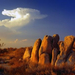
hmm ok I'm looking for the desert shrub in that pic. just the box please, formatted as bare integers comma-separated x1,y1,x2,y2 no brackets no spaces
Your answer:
0,48,8,54
14,48,26,58
4,61,52,75
3,60,75,75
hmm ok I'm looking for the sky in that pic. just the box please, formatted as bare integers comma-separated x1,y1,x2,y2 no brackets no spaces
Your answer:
0,0,75,48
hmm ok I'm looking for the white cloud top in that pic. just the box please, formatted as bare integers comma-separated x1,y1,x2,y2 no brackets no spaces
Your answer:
0,8,47,28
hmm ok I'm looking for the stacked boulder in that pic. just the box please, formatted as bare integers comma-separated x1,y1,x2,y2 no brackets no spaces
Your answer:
39,35,53,64
23,34,75,69
31,39,42,63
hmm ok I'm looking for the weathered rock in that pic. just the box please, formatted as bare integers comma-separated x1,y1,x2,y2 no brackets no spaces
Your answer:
59,41,64,52
55,42,66,67
53,34,59,42
72,40,75,51
23,47,32,60
39,35,53,57
39,53,50,64
55,53,66,68
31,39,42,63
64,35,75,54
52,34,60,49
55,35,75,68
51,48,58,66
66,51,75,68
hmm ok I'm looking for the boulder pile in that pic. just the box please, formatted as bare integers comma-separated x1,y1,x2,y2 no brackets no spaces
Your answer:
23,34,75,69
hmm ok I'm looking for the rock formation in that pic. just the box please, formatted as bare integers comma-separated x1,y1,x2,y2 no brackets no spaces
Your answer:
55,35,75,68
55,41,65,67
66,51,75,68
23,34,75,69
52,34,59,49
31,39,42,63
39,53,50,64
23,47,32,60
51,48,58,66
73,41,75,49
64,35,75,55
73,41,75,51
39,35,53,57
38,35,53,64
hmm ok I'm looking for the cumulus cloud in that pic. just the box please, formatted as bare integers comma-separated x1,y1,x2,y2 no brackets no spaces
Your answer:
9,39,27,43
20,39,28,42
14,39,18,43
0,8,47,28
9,39,18,43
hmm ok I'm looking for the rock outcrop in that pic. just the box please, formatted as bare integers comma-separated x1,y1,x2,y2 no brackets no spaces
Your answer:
64,35,75,55
38,35,53,64
23,34,75,69
39,53,50,64
73,41,75,51
66,51,75,68
23,47,32,60
51,48,58,66
39,35,53,57
55,35,75,68
52,34,59,49
31,39,42,63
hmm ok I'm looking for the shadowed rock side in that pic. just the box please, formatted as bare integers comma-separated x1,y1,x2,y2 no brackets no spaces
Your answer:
55,41,65,67
73,41,75,49
66,51,75,68
51,48,58,66
23,34,75,69
52,34,59,49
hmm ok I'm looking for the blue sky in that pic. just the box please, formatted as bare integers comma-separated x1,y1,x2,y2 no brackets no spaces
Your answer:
0,0,75,48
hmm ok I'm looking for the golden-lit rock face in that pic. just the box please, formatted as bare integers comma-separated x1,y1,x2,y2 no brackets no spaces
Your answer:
23,47,32,60
59,41,64,52
31,39,42,63
39,53,50,64
64,35,75,53
39,35,53,57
